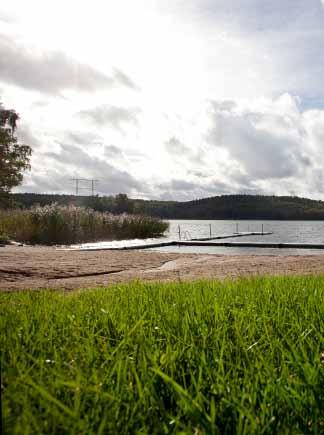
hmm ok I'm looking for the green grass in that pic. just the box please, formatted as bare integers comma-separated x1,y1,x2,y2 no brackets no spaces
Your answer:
0,204,168,245
1,276,323,434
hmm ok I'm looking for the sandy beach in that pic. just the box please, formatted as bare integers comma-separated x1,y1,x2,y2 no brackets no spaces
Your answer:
1,245,324,291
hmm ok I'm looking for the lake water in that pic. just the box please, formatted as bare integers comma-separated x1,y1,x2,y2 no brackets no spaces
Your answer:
75,219,324,255
166,219,324,243
150,219,324,256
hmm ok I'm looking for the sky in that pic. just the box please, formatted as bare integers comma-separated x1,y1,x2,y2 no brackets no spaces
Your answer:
2,0,324,200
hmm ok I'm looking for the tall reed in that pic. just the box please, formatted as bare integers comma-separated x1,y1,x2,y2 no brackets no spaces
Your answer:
0,204,168,244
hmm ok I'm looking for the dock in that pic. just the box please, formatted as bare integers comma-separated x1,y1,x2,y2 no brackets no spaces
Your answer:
66,231,275,251
190,231,272,241
64,230,324,252
177,241,324,250
72,240,324,252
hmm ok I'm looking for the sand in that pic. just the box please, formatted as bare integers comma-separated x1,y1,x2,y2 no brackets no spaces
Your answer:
1,245,324,291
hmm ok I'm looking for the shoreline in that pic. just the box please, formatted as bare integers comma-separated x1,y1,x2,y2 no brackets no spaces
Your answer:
2,245,324,291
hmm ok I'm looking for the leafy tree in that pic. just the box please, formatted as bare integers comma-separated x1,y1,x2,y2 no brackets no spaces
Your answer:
0,103,32,205
114,193,134,214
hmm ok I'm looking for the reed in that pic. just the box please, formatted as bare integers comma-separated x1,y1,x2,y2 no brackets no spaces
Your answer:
0,204,168,244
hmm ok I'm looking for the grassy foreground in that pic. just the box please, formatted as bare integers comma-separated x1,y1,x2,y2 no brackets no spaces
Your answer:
1,277,323,434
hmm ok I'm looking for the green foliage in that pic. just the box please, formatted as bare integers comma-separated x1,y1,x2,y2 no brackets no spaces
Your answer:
11,192,324,220
1,276,323,434
0,103,32,203
0,232,9,244
0,204,168,245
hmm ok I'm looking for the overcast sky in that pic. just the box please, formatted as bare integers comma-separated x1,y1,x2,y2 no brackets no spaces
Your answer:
2,0,324,200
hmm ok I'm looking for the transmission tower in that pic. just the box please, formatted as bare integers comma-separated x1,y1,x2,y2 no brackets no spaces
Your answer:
70,178,99,196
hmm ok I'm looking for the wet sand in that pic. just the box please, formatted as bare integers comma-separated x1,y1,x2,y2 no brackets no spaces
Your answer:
1,245,324,291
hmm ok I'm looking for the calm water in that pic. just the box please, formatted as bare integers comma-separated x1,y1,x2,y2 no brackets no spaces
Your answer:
150,219,324,256
166,219,324,243
76,219,324,255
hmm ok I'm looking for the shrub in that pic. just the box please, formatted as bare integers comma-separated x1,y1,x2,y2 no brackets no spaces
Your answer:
0,232,9,244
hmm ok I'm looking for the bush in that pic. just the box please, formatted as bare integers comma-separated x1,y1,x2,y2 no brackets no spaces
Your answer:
0,204,169,245
0,232,9,244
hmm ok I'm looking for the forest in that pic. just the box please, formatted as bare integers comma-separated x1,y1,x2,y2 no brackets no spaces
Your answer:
10,193,324,220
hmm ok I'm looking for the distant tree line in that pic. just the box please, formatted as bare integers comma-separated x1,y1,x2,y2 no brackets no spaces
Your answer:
10,193,324,220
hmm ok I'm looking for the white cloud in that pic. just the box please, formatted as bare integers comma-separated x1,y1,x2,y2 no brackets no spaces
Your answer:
207,95,310,180
78,105,141,134
12,92,324,200
3,1,324,200
0,34,137,95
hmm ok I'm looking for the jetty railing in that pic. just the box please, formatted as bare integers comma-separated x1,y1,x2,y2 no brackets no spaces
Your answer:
177,222,267,240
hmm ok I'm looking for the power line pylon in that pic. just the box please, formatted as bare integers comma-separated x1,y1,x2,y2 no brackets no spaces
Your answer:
70,178,99,196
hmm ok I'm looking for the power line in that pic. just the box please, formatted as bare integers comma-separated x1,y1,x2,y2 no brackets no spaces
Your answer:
70,178,99,196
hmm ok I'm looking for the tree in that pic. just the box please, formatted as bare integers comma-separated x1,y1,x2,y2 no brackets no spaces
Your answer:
0,103,32,204
114,193,134,214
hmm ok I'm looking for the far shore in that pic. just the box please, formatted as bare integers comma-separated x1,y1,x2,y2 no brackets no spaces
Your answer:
2,245,324,291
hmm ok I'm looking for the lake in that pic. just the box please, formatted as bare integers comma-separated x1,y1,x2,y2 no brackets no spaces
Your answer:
166,219,324,243
150,219,324,256
76,219,324,255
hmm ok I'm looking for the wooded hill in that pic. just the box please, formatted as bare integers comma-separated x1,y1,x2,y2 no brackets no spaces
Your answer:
10,193,324,220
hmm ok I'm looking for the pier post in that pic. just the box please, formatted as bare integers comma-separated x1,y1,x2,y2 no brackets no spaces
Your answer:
209,224,212,238
236,223,238,233
178,225,181,240
262,223,264,234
